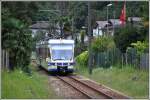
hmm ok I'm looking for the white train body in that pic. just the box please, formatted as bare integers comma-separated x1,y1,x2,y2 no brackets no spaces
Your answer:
47,39,75,73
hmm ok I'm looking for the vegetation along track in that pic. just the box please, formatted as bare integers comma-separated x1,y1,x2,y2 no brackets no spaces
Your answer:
39,65,130,99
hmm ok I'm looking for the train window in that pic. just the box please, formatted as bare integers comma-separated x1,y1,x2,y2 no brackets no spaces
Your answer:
51,49,73,61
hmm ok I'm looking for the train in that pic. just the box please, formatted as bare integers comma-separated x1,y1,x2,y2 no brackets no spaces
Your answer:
36,39,75,73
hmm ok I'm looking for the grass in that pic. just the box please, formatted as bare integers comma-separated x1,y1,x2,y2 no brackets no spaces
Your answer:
1,65,60,99
75,65,149,99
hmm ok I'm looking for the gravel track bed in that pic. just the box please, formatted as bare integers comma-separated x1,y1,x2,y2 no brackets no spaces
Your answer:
48,75,88,99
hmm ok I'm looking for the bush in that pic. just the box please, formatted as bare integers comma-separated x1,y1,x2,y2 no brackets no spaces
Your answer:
75,51,88,66
92,36,115,53
131,41,149,55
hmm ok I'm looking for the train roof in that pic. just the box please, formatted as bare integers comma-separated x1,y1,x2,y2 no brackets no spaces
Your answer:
48,39,74,44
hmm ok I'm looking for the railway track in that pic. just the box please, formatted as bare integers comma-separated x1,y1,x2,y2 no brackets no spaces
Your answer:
39,65,130,99
56,75,130,99
56,75,109,99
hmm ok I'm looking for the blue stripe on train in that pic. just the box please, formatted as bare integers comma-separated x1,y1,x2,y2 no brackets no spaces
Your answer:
48,62,75,66
48,69,58,72
48,69,74,72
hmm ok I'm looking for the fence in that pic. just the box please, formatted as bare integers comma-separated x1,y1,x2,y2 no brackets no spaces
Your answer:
1,49,9,70
93,48,149,69
140,53,149,69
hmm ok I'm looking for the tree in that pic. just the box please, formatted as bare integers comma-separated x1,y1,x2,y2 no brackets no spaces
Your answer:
68,2,88,30
2,2,38,24
114,24,146,53
2,2,39,72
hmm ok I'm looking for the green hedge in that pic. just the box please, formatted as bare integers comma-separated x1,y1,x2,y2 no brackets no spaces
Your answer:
92,36,115,53
75,51,88,66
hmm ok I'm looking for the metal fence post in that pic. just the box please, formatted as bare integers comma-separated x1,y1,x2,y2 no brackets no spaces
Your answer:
122,54,123,68
2,50,4,69
125,52,127,65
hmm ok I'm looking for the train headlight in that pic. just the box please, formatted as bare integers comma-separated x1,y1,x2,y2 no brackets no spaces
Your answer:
46,57,50,62
68,66,73,69
69,62,75,66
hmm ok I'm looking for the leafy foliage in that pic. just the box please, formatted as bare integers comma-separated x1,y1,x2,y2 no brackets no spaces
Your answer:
131,41,149,55
92,36,115,53
2,18,32,71
114,24,146,53
2,2,38,24
2,2,39,71
75,51,88,66
68,2,88,30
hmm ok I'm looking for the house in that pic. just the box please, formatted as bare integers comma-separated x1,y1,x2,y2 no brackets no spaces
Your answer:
29,21,61,38
29,21,50,37
93,19,121,36
30,21,74,39
93,21,107,36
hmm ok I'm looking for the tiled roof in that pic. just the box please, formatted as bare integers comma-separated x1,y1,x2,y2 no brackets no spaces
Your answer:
96,21,108,28
29,21,50,29
96,19,121,28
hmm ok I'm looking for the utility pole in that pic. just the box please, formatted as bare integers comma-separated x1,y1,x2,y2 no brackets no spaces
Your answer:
88,2,92,75
107,6,108,36
106,3,112,36
72,18,74,39
113,10,115,36
60,1,63,38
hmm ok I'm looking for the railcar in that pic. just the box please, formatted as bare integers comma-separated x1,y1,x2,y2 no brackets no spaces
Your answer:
36,39,75,73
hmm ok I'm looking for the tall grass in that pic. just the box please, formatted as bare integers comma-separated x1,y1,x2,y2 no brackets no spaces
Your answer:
1,69,59,99
75,65,149,98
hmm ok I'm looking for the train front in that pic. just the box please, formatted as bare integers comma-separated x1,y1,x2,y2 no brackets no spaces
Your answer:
47,39,75,73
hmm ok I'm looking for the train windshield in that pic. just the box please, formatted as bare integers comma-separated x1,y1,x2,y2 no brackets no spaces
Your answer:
51,49,73,61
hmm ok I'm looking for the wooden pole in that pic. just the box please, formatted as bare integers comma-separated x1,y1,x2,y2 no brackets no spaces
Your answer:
88,2,92,75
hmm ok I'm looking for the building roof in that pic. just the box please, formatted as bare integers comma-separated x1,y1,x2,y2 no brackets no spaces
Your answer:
29,21,50,29
96,21,108,28
128,17,142,22
109,19,121,25
96,19,121,28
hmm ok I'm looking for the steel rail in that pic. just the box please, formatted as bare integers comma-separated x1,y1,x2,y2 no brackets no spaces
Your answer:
68,76,113,99
69,75,130,99
39,66,129,99
56,76,94,99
